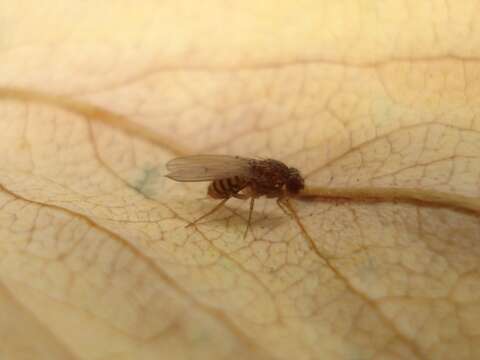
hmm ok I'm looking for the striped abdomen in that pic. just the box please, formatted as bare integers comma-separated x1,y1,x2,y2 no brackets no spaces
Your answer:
208,176,247,199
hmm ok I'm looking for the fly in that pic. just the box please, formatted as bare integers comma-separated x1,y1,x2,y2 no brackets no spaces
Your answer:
165,154,305,238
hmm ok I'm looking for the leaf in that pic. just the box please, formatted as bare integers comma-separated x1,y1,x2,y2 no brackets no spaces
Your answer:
1,2,480,360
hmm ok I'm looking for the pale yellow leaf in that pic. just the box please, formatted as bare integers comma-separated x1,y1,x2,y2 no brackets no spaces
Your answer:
0,1,479,360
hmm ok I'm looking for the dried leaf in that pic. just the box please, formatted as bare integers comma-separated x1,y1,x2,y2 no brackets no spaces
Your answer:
0,2,479,360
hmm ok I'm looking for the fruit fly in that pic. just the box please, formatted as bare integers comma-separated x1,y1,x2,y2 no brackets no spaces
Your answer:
165,154,305,238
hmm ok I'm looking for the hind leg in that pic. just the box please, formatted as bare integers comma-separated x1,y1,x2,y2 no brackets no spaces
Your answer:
186,197,230,228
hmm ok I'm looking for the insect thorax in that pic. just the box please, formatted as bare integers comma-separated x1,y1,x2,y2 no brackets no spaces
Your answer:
248,159,290,196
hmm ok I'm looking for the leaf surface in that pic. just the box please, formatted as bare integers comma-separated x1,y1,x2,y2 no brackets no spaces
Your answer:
0,1,480,359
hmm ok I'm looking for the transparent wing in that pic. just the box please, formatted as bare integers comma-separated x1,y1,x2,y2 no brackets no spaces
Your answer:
165,155,252,182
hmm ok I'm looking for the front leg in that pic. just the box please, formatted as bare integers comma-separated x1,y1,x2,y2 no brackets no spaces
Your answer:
276,197,292,218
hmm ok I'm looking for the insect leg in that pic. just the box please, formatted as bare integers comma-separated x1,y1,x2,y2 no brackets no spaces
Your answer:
243,197,255,240
186,197,230,228
232,193,248,199
276,197,292,218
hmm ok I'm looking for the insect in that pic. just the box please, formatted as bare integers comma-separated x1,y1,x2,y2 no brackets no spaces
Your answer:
165,154,305,238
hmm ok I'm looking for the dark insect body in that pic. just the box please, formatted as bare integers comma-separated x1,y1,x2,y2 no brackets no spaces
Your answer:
165,155,305,238
208,176,248,199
